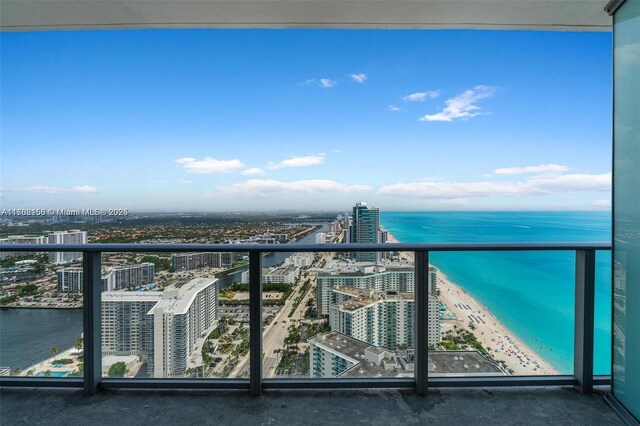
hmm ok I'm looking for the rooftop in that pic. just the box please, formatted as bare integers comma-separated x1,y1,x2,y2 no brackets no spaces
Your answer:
149,277,216,315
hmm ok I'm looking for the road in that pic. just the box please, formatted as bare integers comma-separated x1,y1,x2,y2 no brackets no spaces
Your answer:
229,249,334,378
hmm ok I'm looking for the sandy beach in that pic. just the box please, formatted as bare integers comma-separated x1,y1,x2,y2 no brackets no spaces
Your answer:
384,229,558,376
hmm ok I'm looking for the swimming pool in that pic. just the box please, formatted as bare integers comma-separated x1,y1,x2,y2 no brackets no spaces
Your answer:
35,371,71,377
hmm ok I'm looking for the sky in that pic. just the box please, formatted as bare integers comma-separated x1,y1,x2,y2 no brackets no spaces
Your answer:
0,29,613,212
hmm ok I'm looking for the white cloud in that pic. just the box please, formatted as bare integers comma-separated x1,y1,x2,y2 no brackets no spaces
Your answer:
402,91,440,102
493,164,570,175
179,180,193,184
591,199,612,209
241,167,265,176
377,172,611,200
72,185,99,193
350,73,367,84
175,157,246,174
388,105,403,112
419,85,497,122
319,78,336,88
10,185,100,194
525,172,611,192
214,179,371,198
267,155,325,170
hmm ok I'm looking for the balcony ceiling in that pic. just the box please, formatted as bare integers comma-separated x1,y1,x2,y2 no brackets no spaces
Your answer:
1,0,611,32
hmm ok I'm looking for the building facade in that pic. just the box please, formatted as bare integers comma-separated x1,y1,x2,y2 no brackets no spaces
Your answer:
102,263,156,291
171,252,233,271
56,267,84,293
48,230,87,264
349,202,381,262
316,262,415,315
101,277,219,378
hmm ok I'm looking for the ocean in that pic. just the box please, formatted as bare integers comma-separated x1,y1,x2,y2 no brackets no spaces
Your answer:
380,211,611,374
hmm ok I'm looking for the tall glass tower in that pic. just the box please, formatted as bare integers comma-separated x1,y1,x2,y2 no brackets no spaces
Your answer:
350,202,380,262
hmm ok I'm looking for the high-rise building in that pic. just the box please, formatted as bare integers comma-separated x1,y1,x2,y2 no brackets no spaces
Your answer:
147,278,218,377
171,252,233,271
0,235,48,260
101,277,218,378
102,263,156,291
315,232,327,244
329,287,440,349
57,268,84,293
315,261,415,315
48,230,87,264
57,263,156,293
349,202,380,262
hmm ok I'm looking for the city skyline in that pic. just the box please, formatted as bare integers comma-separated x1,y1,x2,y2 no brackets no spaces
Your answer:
1,29,612,212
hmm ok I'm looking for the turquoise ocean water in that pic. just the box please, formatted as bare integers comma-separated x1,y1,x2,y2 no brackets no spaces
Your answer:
380,211,611,374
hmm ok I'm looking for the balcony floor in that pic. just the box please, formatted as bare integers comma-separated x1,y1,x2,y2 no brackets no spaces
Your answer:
0,386,622,425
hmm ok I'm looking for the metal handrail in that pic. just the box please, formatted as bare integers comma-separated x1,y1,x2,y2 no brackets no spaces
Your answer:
0,241,612,252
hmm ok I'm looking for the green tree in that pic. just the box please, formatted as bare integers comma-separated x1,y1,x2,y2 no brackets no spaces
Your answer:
50,347,58,359
108,362,128,378
43,370,52,377
11,367,22,376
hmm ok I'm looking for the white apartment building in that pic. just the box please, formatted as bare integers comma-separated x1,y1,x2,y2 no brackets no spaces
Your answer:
101,277,218,378
0,235,48,260
329,287,441,349
102,263,155,292
242,265,301,285
315,232,327,244
101,291,162,357
315,261,415,315
308,331,413,379
57,267,84,293
57,262,156,293
263,265,300,284
48,230,87,264
283,252,315,268
147,278,218,378
171,252,233,271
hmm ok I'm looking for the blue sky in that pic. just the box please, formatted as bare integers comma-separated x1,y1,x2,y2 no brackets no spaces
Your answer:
1,29,612,212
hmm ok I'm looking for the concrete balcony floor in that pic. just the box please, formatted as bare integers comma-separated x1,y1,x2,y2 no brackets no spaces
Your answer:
0,386,622,425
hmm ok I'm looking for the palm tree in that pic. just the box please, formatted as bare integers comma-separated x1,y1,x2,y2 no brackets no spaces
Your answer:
50,347,58,360
44,370,52,377
11,367,22,376
74,337,84,355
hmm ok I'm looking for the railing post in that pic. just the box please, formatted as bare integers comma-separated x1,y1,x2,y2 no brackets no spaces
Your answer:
574,249,596,394
415,250,429,396
249,251,263,396
83,251,102,395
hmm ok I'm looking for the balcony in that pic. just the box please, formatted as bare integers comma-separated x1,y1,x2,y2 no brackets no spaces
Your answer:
0,243,615,386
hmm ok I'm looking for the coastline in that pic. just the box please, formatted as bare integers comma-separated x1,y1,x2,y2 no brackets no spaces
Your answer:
384,228,559,376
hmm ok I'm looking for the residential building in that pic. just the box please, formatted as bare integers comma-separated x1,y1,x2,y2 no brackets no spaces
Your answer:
101,277,219,378
48,230,87,264
0,235,48,260
263,265,300,284
102,263,155,291
56,267,84,293
328,287,439,349
349,202,380,262
315,260,415,315
171,252,233,271
147,278,219,377
308,331,503,379
315,232,327,244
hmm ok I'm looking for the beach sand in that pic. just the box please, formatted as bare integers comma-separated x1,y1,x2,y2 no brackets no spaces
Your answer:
384,230,558,376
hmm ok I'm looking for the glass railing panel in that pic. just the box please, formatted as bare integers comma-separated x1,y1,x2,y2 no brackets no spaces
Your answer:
594,249,612,375
101,250,247,379
427,250,578,377
0,251,84,378
264,250,416,380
